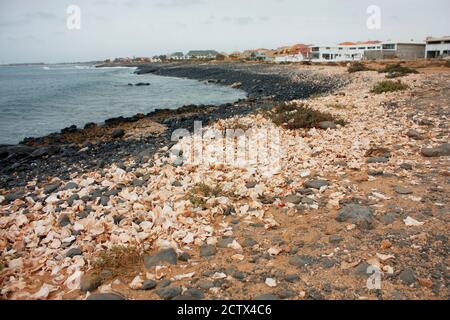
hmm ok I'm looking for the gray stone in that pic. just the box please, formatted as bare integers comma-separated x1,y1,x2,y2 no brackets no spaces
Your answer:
379,212,397,225
301,197,316,205
58,214,71,227
64,182,79,190
80,275,102,293
132,179,146,187
158,279,172,288
399,268,417,285
304,180,329,189
100,196,109,206
178,252,191,262
86,293,125,300
144,248,177,268
111,129,125,139
318,121,337,130
393,186,413,195
329,235,343,244
185,288,204,300
321,258,337,269
66,248,82,258
156,286,182,300
254,294,280,300
217,237,234,248
336,204,375,230
406,129,423,140
353,262,371,277
285,274,299,283
245,181,257,189
4,191,24,204
198,280,215,290
141,279,157,290
243,237,258,248
278,289,296,299
399,163,413,170
284,194,302,204
67,194,80,206
421,144,450,157
289,255,317,268
232,271,247,281
368,157,389,164
44,184,59,194
200,245,217,257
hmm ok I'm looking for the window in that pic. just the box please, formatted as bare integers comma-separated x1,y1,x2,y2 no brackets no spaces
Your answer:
311,47,319,52
350,47,356,50
427,41,441,45
383,44,396,50
444,41,450,44
358,47,365,50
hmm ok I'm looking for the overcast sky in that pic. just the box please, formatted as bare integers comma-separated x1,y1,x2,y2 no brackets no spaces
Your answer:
0,0,449,63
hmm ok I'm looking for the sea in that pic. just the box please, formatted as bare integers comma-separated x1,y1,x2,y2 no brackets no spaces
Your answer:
0,64,246,145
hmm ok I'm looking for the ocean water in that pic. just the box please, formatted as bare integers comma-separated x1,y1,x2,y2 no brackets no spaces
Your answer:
0,65,246,144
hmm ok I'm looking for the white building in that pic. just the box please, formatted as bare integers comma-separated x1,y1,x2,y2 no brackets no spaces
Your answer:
275,54,306,63
168,52,185,60
309,42,382,62
425,36,450,59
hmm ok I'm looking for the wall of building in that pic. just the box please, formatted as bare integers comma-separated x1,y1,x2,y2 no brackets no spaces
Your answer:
396,44,426,60
364,50,396,60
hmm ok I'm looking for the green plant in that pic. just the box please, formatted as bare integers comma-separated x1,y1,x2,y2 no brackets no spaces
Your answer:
379,63,418,75
188,183,224,208
93,245,142,277
371,80,408,94
348,62,372,73
265,102,345,130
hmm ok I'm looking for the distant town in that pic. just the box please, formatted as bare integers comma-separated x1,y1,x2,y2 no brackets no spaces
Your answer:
103,36,450,65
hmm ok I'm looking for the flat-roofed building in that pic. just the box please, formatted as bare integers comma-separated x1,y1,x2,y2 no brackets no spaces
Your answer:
425,36,450,58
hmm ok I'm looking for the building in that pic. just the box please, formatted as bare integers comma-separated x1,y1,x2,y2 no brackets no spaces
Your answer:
425,36,450,59
274,44,311,63
168,52,185,60
365,41,426,60
310,41,382,62
186,50,220,60
310,40,425,62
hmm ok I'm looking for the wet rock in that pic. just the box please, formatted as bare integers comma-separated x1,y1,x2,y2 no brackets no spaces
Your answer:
304,179,329,189
144,248,177,268
66,248,82,258
336,204,374,230
31,146,60,158
399,268,417,285
156,286,182,300
4,191,25,204
80,275,102,293
141,279,157,290
254,294,280,300
135,82,151,86
158,279,172,288
64,182,79,190
111,129,125,139
284,194,302,204
200,245,217,257
86,293,125,300
421,144,450,157
393,186,413,195
318,121,337,130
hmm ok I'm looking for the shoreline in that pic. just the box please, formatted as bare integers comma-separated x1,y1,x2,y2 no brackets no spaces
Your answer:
0,62,343,190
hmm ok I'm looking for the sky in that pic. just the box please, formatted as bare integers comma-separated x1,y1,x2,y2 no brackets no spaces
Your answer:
0,0,449,63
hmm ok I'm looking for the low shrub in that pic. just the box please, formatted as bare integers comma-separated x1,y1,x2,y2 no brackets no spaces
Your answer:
348,62,372,73
188,183,224,208
266,102,345,130
379,63,418,75
371,80,408,94
93,245,142,277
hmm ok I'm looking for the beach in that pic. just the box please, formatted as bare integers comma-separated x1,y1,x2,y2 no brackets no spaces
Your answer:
0,61,449,300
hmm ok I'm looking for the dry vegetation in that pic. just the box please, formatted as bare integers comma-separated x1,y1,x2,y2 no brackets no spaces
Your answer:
188,183,224,208
92,246,143,277
266,102,345,129
347,62,373,73
371,80,409,94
